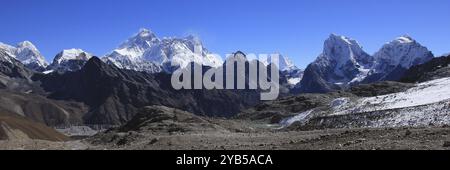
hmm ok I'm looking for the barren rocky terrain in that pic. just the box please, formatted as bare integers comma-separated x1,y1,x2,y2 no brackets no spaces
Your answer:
86,106,450,150
2,105,450,150
2,126,450,150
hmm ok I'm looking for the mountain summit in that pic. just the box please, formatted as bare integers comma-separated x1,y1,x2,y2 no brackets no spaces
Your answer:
47,49,94,72
297,34,434,93
364,35,434,82
297,34,373,93
0,41,48,71
103,28,223,73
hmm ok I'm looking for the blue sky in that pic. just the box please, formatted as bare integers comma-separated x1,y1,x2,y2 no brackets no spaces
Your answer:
1,0,450,68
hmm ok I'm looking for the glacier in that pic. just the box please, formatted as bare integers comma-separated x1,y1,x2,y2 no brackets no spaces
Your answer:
287,77,450,129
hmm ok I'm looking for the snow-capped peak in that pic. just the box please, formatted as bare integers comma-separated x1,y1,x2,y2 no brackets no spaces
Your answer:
373,35,433,70
16,41,48,67
0,41,48,71
137,28,154,38
323,34,366,61
104,28,223,73
109,28,161,61
328,33,358,46
17,41,38,51
119,29,159,50
319,34,373,74
321,34,372,79
54,49,93,64
299,34,373,91
48,49,94,72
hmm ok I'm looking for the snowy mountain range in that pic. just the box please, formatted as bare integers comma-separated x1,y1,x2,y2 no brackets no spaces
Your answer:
102,28,224,73
297,34,433,93
0,28,303,87
0,41,48,71
0,31,435,92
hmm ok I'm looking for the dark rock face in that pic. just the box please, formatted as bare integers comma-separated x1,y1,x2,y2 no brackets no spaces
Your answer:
401,55,450,83
24,62,47,72
0,51,34,79
362,65,410,83
294,34,374,94
364,67,402,83
33,57,261,125
293,63,341,94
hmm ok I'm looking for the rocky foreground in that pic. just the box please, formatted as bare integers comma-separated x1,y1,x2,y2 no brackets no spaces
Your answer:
1,126,450,150
98,127,450,150
1,106,449,150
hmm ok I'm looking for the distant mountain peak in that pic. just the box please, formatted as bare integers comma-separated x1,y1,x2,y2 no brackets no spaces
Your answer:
327,34,359,46
17,41,37,49
0,41,48,71
117,28,160,53
54,49,93,64
374,35,433,68
297,34,373,93
320,34,371,68
365,35,434,82
48,49,94,72
104,28,223,73
322,34,366,62
137,28,157,38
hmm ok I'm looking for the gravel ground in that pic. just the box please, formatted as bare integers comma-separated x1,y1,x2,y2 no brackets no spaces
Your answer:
86,127,450,150
1,125,449,150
